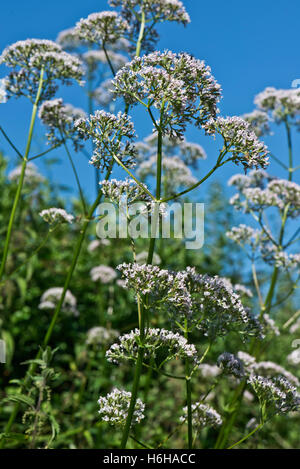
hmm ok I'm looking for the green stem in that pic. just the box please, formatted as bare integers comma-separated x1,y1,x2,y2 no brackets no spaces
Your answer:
285,120,293,181
63,139,87,215
1,167,110,442
0,126,23,159
184,322,193,449
136,10,146,57
0,68,44,281
227,422,264,449
120,123,163,450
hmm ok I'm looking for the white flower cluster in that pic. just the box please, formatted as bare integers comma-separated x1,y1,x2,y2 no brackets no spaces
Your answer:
198,364,221,379
39,207,74,225
226,224,262,251
228,169,272,191
38,98,86,151
136,251,161,265
0,78,8,103
255,87,300,123
180,403,222,429
75,12,128,46
56,27,86,51
203,116,269,170
172,267,262,340
248,375,300,415
75,110,137,172
100,178,150,205
274,251,300,270
117,262,173,297
242,109,271,137
217,352,245,378
106,327,199,366
138,155,197,191
88,239,111,252
112,51,221,139
137,132,207,167
0,39,84,101
98,388,145,426
237,352,299,387
90,265,117,284
38,287,79,316
86,326,119,346
287,350,300,366
109,0,190,54
83,50,127,72
8,162,45,187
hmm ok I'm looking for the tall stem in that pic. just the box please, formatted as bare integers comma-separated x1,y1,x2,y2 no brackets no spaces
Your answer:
285,119,293,181
0,68,44,281
136,10,146,57
120,127,163,448
63,139,87,215
184,321,193,449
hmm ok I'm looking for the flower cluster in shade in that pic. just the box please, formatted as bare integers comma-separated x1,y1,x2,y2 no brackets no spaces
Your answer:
86,327,120,346
98,388,145,426
106,327,199,366
38,287,79,316
75,111,137,172
180,403,222,429
90,265,117,284
117,263,262,340
39,207,74,225
38,98,86,151
248,375,300,416
203,116,269,171
0,39,84,101
112,51,222,139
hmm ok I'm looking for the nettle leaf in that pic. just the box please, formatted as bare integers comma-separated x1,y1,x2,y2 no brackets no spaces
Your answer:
5,394,35,408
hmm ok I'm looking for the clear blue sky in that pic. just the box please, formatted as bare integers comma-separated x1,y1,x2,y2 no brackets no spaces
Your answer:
0,0,299,201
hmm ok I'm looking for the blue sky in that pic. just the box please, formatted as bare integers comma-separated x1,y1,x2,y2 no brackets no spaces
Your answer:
0,0,299,202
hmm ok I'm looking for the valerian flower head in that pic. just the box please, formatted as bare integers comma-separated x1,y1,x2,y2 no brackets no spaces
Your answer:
56,27,87,51
226,224,262,252
267,179,300,217
139,132,206,166
94,79,115,108
90,265,117,284
86,326,119,346
0,78,8,103
109,0,190,54
75,110,137,171
136,251,161,265
171,267,262,340
287,350,300,366
75,12,128,46
106,327,199,366
39,207,74,225
100,178,151,205
203,116,269,170
98,388,145,426
0,39,84,101
38,98,86,151
198,364,221,379
242,110,271,137
254,87,300,124
112,51,222,139
8,162,45,187
85,50,127,69
248,375,300,415
180,403,222,429
217,352,245,378
88,239,111,252
117,262,174,297
38,287,79,316
137,155,197,192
